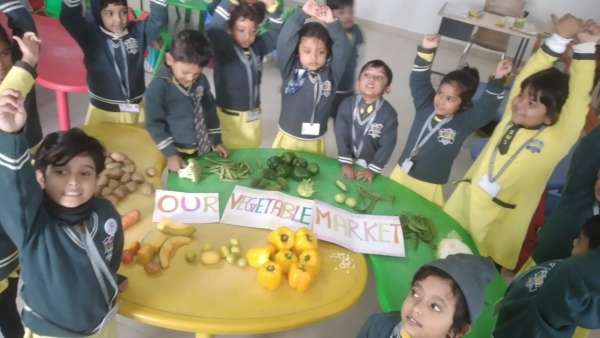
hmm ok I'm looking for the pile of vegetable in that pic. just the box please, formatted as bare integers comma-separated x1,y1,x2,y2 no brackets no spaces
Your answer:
184,239,248,268
399,214,437,249
333,180,395,213
252,152,320,192
246,227,321,292
97,151,156,205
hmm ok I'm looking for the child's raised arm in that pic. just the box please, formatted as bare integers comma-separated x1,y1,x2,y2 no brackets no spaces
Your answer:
409,34,439,112
134,0,168,45
254,1,285,56
465,59,511,129
276,6,306,77
59,0,98,48
319,4,351,85
0,32,39,98
1,0,37,37
206,0,236,56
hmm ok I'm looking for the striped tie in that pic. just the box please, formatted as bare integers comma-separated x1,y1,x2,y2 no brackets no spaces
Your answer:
191,94,212,155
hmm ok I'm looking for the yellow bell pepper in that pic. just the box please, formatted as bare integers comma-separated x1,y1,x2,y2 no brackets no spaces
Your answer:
274,250,298,274
288,263,314,292
268,227,295,251
298,249,320,275
246,245,275,269
293,228,318,254
257,261,283,290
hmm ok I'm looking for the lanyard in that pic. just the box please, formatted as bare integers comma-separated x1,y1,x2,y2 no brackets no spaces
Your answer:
83,226,118,308
233,46,259,109
409,111,453,158
107,39,131,100
351,96,383,159
309,72,322,123
594,201,599,216
488,123,545,182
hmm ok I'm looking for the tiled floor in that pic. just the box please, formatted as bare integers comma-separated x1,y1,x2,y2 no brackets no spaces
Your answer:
21,6,600,338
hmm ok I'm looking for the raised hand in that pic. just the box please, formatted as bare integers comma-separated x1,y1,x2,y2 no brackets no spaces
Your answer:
576,20,600,44
551,13,584,39
421,34,441,49
302,0,319,18
315,5,335,24
0,89,26,133
494,59,513,79
13,32,41,68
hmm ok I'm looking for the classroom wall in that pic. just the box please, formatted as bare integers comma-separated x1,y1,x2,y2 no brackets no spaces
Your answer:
354,0,600,34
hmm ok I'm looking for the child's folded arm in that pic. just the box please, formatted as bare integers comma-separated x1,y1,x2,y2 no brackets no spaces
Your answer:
466,77,506,130
551,43,597,144
409,46,436,112
137,0,169,46
2,1,36,37
59,0,96,48
327,19,352,86
0,131,43,249
334,99,354,165
276,8,305,77
368,114,398,174
144,82,178,157
202,80,223,145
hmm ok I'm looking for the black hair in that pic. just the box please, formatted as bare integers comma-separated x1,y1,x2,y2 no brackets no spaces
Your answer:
169,29,213,67
99,0,127,10
412,266,471,337
296,22,333,60
0,25,20,62
439,66,480,112
34,128,106,175
228,2,266,30
519,67,569,126
359,59,393,86
581,215,600,250
326,0,354,10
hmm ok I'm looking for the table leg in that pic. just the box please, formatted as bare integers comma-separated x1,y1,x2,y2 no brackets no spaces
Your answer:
55,90,71,131
195,333,213,338
516,39,530,69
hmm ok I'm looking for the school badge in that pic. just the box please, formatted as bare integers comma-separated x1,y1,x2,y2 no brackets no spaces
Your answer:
525,269,548,292
368,123,384,139
321,80,332,97
123,37,139,55
526,139,544,153
437,128,456,145
195,85,204,98
104,218,118,236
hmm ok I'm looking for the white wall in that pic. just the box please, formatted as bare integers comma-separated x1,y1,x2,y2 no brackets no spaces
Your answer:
354,0,600,35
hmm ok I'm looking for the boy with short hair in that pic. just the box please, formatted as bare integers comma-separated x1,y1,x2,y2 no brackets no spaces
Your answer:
494,215,600,338
60,0,168,125
0,33,124,337
335,59,398,182
145,30,228,172
327,0,364,119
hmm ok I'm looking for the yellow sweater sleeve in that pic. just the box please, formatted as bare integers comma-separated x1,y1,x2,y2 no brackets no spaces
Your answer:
0,63,35,98
550,55,596,146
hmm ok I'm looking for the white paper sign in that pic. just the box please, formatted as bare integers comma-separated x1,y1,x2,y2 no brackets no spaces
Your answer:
220,186,314,230
312,201,405,257
152,189,220,224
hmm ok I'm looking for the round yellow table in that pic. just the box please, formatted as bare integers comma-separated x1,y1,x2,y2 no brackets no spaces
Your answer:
83,123,368,338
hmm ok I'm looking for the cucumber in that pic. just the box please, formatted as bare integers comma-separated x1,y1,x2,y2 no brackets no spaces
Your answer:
335,180,348,192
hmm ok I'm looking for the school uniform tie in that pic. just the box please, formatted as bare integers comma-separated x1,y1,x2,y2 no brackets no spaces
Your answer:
284,68,309,95
191,91,212,155
359,100,374,120
497,124,521,155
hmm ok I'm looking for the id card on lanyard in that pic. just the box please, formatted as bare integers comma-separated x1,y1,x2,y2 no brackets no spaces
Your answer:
107,39,140,113
402,112,453,173
479,124,545,198
301,73,322,136
351,96,383,159
234,46,261,122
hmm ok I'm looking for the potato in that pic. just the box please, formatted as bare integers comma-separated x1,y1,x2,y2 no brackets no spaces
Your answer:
125,181,138,193
144,261,161,275
120,172,131,183
105,162,122,170
200,250,221,265
97,175,109,187
131,172,145,183
145,167,157,177
123,158,134,167
101,187,113,196
105,157,114,165
122,164,136,174
139,182,154,196
105,168,123,179
110,152,127,162
105,195,119,206
137,245,157,265
108,179,120,190
113,186,128,199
